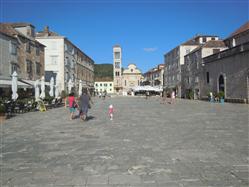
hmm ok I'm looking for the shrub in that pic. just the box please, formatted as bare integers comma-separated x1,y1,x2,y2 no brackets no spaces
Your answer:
186,89,194,100
218,91,225,99
61,90,67,98
0,104,6,114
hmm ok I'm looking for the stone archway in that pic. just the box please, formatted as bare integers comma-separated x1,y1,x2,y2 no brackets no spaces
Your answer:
218,74,225,93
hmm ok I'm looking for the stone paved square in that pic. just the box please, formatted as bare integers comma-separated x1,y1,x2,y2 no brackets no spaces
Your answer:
0,96,248,187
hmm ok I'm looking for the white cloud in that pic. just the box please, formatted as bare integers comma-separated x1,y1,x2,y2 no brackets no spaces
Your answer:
143,47,158,52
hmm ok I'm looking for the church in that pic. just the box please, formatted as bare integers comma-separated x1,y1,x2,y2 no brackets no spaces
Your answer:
113,45,143,95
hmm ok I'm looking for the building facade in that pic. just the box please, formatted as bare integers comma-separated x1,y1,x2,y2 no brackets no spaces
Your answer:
164,35,219,97
36,26,94,95
182,40,227,99
113,45,122,93
94,81,114,94
122,64,142,93
143,64,164,87
201,22,249,103
0,23,45,85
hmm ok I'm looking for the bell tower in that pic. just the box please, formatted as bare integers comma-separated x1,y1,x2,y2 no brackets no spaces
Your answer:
113,45,122,93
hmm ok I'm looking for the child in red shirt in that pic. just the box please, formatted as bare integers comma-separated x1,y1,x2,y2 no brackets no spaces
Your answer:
108,104,114,120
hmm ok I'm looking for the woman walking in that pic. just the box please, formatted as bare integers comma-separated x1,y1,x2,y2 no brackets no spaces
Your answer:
68,92,77,120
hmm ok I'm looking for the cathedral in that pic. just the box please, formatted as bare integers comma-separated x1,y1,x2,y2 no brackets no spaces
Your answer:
113,45,143,95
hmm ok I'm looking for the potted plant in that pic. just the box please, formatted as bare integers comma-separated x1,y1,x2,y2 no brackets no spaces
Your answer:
218,91,225,103
0,103,6,123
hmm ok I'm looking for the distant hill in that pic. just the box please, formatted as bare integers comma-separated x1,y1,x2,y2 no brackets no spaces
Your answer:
94,64,113,81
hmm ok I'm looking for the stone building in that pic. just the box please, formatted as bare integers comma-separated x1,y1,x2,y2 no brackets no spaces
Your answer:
182,40,227,99
0,23,45,85
143,64,164,87
201,22,249,103
164,35,219,97
94,78,114,94
112,45,143,95
122,64,142,93
36,26,94,95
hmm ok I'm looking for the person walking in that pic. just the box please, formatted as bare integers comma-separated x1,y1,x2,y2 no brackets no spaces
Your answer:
171,91,176,104
68,92,77,120
79,88,92,121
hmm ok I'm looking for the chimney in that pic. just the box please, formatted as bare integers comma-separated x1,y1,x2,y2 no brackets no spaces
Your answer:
44,26,49,33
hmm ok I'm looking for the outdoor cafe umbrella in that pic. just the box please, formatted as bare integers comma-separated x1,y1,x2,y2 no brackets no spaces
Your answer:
68,79,73,93
78,80,82,96
40,76,45,99
11,71,18,100
34,80,40,101
55,76,60,98
55,84,59,98
49,77,54,97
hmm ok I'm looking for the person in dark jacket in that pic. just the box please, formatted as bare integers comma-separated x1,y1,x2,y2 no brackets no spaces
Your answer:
79,88,92,121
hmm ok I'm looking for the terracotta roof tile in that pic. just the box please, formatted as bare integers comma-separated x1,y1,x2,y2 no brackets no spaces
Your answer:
36,30,60,37
0,23,45,46
8,22,34,28
228,21,249,38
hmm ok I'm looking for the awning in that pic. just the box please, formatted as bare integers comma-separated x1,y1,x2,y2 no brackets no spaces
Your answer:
0,79,32,88
22,79,50,86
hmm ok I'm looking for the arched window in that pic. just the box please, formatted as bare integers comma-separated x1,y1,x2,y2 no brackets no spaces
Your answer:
219,75,225,92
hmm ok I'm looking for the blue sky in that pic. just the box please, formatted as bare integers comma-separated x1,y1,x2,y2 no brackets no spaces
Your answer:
1,0,248,73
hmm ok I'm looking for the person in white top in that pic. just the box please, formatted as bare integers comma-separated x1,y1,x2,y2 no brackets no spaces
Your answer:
171,91,176,104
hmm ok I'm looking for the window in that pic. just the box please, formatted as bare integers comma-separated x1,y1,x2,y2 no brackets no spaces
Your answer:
115,62,120,68
51,56,58,65
26,60,32,73
11,63,18,74
95,83,98,87
177,74,180,81
206,72,209,83
26,42,31,53
213,49,220,54
195,76,199,83
186,49,190,54
35,62,41,75
131,69,133,72
110,89,112,91
203,37,207,43
232,38,236,47
100,83,102,86
114,52,120,59
211,37,216,40
109,83,112,86
65,72,69,81
104,84,107,87
10,43,17,55
36,48,40,56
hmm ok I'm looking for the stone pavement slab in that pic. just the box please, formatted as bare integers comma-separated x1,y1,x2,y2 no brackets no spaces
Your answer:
0,97,248,187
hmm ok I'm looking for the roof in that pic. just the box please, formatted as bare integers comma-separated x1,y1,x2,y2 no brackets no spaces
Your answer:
203,40,226,48
113,44,121,48
0,23,45,46
228,21,249,38
0,23,20,37
181,34,218,46
36,30,61,37
8,22,35,28
94,77,113,82
186,40,226,55
36,26,61,37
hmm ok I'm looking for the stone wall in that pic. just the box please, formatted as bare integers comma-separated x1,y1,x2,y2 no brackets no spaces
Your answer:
201,42,249,102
